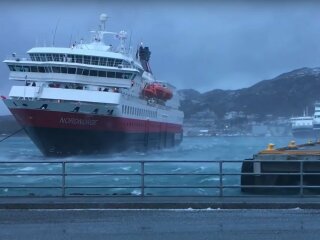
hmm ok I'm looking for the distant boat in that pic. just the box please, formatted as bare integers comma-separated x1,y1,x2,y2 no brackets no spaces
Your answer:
313,102,320,137
291,116,315,139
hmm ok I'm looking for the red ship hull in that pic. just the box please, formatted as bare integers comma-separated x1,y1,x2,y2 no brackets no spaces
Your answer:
10,108,183,156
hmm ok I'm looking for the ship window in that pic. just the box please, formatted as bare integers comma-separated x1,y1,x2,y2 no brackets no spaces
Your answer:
123,73,131,79
61,67,67,74
84,56,91,64
92,57,99,65
38,66,45,73
29,54,35,61
45,66,51,73
107,58,115,67
14,65,22,71
46,54,53,61
82,69,89,76
122,61,129,68
75,55,83,64
52,67,61,73
107,72,115,78
68,68,76,74
55,54,61,62
8,65,14,71
53,54,60,61
89,70,97,76
68,55,76,63
30,66,38,72
98,71,106,77
60,54,65,62
116,72,123,79
115,59,122,66
76,68,83,75
100,58,106,66
35,54,40,61
72,106,80,113
39,54,46,62
131,74,136,80
40,104,48,110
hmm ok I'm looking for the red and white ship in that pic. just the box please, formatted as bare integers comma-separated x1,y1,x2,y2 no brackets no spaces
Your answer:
2,14,184,156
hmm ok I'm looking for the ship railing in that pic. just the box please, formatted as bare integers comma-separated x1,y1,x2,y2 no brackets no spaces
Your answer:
6,55,32,62
1,160,320,197
6,55,134,69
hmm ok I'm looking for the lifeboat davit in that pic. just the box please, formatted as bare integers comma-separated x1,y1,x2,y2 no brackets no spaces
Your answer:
142,83,173,101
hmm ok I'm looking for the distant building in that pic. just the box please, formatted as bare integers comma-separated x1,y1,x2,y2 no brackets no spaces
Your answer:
224,111,245,120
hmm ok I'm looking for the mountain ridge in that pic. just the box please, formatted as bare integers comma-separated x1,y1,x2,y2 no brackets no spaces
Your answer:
179,67,320,119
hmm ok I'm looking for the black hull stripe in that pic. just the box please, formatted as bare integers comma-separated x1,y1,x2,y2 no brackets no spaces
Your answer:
24,127,183,156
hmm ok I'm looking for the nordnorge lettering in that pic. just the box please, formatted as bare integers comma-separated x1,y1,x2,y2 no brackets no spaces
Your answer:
60,117,98,126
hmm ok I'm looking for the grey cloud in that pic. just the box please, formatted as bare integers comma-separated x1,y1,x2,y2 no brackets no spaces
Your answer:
0,0,319,113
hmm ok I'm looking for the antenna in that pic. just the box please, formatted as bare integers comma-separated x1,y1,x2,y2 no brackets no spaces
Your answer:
52,18,60,46
128,30,132,55
69,33,73,47
100,13,108,31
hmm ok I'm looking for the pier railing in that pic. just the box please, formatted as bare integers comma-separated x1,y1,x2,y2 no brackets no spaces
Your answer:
0,160,320,197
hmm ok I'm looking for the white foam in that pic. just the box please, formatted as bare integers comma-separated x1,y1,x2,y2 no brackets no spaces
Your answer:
19,167,35,171
121,166,131,171
131,189,141,195
171,167,182,172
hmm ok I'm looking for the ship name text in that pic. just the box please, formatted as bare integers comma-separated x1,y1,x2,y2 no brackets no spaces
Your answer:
60,117,98,126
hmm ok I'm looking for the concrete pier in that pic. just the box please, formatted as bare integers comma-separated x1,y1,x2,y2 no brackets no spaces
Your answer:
1,207,320,240
2,197,320,240
1,196,320,209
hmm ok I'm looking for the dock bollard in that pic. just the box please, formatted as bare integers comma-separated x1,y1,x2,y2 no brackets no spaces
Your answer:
288,141,297,148
266,143,275,151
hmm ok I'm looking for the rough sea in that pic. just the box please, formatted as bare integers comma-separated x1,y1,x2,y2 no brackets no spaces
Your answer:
0,136,310,197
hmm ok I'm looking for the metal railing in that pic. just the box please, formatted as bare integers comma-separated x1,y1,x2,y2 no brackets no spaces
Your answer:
0,160,320,197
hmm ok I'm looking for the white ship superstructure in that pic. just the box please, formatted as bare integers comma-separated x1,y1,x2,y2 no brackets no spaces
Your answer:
3,14,184,156
313,102,320,136
291,116,314,138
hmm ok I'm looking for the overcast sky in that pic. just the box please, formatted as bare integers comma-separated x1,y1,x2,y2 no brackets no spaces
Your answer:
0,0,320,114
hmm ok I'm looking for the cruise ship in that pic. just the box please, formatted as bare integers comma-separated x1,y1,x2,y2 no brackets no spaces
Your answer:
2,14,184,156
290,115,314,138
313,102,320,137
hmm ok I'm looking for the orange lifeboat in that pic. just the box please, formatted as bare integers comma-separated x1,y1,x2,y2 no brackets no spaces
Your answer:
142,83,173,101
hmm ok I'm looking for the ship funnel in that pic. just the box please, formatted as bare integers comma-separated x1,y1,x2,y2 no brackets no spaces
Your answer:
137,45,152,73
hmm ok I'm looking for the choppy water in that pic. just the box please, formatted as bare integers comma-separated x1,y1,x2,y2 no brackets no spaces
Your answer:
0,135,301,161
0,136,309,197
